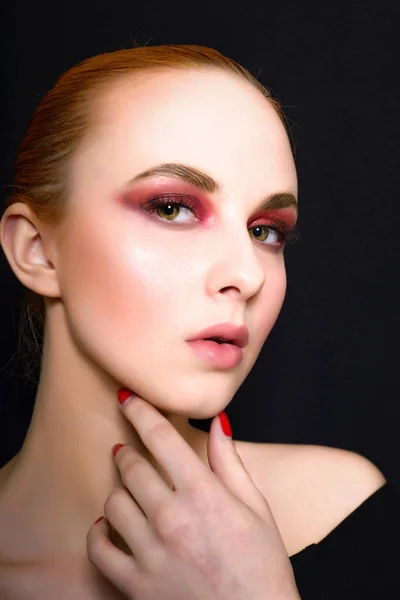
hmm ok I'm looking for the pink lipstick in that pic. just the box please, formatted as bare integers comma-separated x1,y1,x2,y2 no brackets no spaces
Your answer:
186,322,248,369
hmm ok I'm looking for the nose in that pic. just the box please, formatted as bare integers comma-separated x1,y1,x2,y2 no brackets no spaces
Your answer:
206,227,267,302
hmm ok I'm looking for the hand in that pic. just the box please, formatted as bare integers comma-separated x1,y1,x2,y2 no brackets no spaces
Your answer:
86,392,301,600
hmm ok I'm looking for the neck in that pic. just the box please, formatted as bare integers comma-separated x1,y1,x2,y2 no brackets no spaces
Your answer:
0,314,207,564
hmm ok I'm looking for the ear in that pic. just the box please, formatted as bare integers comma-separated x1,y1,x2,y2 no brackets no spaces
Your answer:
0,202,60,298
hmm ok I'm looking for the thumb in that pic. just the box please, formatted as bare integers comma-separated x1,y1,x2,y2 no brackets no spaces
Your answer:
207,411,272,519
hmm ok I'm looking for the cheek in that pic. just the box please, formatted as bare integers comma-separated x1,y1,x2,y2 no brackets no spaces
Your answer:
257,267,287,342
57,220,181,357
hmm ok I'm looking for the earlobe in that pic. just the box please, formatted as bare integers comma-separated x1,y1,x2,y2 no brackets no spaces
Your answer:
0,203,60,298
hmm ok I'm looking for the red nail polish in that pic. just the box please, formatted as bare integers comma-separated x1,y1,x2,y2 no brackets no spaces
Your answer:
95,516,104,524
113,443,124,456
118,388,132,404
218,411,232,437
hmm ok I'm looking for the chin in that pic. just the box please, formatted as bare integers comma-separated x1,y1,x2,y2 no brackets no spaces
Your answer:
144,376,242,420
111,349,253,419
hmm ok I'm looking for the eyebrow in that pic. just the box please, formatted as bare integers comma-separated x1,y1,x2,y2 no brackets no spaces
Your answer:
129,163,298,215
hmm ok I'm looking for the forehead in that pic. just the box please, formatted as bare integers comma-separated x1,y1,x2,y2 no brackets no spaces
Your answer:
79,68,297,197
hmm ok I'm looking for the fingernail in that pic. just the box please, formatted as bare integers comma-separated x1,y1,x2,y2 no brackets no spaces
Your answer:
113,443,125,456
218,411,232,438
118,388,133,405
95,516,104,524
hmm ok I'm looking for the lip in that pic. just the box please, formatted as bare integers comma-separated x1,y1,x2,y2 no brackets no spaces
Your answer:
186,339,243,369
187,322,249,348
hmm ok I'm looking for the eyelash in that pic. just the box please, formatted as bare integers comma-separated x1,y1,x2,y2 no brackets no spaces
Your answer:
140,194,299,247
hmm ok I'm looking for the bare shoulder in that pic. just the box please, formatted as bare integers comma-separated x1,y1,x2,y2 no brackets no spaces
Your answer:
236,440,386,556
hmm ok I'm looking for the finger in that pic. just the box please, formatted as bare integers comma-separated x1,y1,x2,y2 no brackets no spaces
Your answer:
208,414,273,519
117,392,214,492
104,481,159,564
87,516,139,598
114,444,175,518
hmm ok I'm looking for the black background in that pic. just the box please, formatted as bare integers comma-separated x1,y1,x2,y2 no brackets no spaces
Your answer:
1,1,399,486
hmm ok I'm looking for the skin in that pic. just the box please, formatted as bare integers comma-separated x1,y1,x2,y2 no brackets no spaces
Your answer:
0,67,384,597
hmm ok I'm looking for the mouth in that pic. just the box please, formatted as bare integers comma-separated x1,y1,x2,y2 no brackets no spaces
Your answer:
187,323,249,349
205,336,234,344
186,323,249,369
186,338,244,369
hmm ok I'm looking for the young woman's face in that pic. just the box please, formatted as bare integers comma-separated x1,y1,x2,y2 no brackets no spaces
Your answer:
56,68,298,419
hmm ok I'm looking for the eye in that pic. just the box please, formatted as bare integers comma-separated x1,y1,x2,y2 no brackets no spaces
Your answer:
249,225,280,245
248,218,299,248
141,195,198,223
140,195,299,248
154,202,195,223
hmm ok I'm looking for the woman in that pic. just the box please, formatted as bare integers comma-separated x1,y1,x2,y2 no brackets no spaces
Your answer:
0,44,397,599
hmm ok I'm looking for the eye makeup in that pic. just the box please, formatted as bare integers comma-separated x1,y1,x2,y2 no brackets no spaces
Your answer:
117,175,298,234
137,194,297,246
250,206,298,231
118,178,216,226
